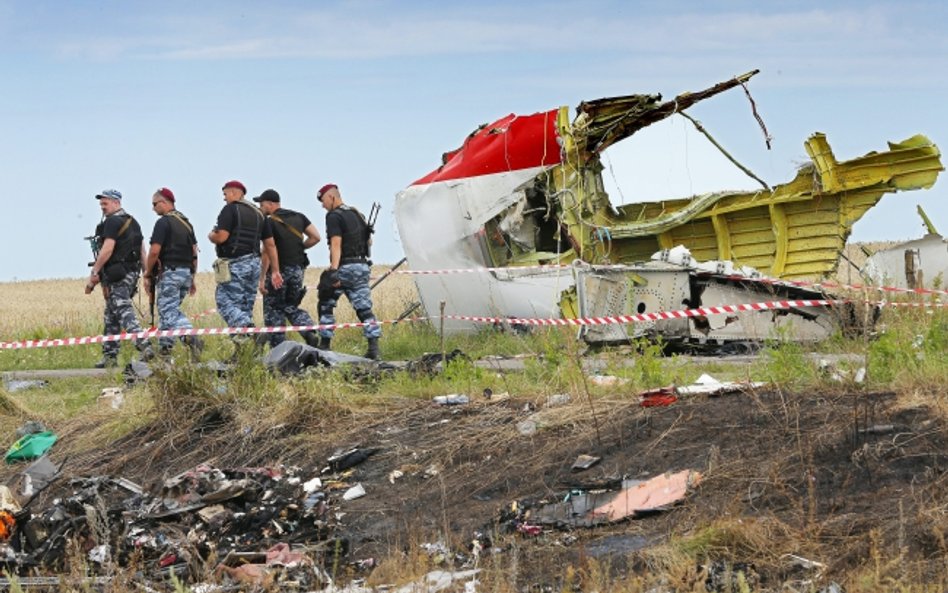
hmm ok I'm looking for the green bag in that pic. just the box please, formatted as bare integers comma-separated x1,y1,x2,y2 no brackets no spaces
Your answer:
5,431,57,464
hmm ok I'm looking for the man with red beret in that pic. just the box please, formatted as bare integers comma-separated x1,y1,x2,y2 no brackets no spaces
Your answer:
208,180,282,342
315,183,381,360
144,187,201,357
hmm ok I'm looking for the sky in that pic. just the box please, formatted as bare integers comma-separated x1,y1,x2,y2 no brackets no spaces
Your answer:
1,0,946,281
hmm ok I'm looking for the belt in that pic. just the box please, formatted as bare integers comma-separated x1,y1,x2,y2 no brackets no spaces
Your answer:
340,257,368,265
227,253,258,262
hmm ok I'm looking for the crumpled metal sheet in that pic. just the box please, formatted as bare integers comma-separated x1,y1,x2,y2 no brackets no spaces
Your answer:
532,469,701,527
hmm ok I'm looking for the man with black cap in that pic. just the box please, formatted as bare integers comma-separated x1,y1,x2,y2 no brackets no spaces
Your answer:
315,183,381,360
143,187,201,356
254,189,322,348
85,189,154,367
208,180,282,336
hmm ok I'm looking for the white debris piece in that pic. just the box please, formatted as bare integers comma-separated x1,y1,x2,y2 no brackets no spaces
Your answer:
676,373,766,396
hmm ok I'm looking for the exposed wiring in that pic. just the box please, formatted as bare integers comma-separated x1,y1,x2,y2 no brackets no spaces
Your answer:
740,79,772,150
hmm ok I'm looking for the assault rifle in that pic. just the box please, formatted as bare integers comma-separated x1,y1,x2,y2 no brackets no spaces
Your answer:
84,234,101,268
366,202,380,261
83,233,101,293
146,261,161,329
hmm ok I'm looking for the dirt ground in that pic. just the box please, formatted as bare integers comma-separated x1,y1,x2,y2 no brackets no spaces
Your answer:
6,378,947,591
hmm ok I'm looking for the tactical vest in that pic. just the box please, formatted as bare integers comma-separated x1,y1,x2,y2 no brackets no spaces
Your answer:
97,213,143,268
218,201,264,258
269,209,308,268
332,206,370,261
160,211,196,268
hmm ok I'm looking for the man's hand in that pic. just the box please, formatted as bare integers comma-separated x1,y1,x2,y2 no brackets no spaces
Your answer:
271,269,284,290
85,271,100,294
189,279,197,297
258,277,268,296
143,276,154,296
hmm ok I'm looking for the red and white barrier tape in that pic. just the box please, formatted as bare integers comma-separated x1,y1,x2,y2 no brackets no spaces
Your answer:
5,296,945,351
705,274,948,298
1,298,834,351
445,299,840,327
0,319,399,351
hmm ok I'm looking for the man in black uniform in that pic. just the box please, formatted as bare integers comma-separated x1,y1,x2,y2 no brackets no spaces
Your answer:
316,183,381,360
208,180,282,336
255,188,322,348
85,189,154,367
143,187,201,356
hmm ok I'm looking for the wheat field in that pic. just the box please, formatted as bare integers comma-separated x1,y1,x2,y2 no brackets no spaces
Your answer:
0,266,420,342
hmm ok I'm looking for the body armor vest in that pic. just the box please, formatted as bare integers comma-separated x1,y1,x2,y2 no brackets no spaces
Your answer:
160,211,196,268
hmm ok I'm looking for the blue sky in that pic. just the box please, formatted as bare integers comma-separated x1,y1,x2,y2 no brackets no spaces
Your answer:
2,0,946,281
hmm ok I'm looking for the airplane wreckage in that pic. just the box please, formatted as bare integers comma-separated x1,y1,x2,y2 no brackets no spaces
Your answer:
394,70,944,348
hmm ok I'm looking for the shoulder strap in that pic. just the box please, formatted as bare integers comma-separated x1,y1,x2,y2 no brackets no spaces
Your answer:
165,211,195,236
269,213,304,240
117,216,133,237
235,200,265,220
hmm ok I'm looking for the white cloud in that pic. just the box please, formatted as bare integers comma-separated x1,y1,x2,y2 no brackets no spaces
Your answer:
34,3,938,63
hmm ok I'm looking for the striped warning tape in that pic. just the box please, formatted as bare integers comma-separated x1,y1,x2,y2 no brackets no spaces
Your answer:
704,273,948,298
0,320,398,351
4,296,944,351
444,299,841,327
0,299,835,350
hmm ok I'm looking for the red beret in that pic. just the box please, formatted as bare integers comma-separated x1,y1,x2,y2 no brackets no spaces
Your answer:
316,183,337,200
157,187,175,203
222,180,247,194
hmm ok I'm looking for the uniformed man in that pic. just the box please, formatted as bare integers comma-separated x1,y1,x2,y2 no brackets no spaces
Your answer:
85,189,154,367
208,180,282,339
143,187,202,356
255,189,323,348
315,183,381,360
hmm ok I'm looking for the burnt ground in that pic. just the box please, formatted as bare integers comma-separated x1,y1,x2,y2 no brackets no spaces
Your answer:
7,382,948,591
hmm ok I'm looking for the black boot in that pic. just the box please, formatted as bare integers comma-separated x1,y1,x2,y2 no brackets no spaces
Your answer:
302,331,321,348
183,335,204,360
94,355,118,369
365,337,380,361
318,336,332,350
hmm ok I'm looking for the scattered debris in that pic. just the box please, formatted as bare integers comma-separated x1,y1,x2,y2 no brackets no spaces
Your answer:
639,386,678,407
0,460,362,582
98,386,124,409
265,341,383,375
570,454,601,472
5,431,57,464
433,394,470,405
588,374,628,387
819,360,867,384
342,483,366,501
514,469,701,528
21,455,61,496
15,421,47,438
2,379,48,393
675,374,766,396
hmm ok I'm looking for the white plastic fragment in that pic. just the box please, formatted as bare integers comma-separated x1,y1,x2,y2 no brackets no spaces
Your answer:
303,477,322,493
342,483,366,501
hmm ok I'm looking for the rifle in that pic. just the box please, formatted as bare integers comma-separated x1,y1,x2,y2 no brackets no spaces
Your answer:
365,202,380,260
146,261,161,329
83,231,102,293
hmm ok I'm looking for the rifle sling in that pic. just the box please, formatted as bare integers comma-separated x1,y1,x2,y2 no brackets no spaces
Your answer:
269,213,304,240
